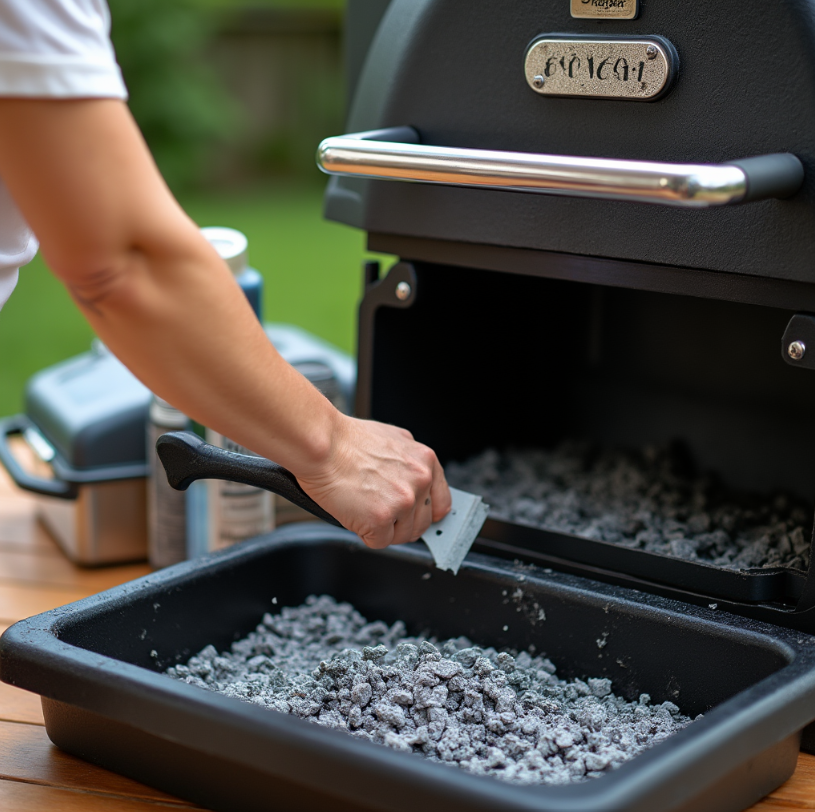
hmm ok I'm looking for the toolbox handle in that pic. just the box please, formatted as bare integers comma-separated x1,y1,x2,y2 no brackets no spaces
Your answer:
0,415,148,500
0,415,77,499
156,431,343,529
317,127,804,208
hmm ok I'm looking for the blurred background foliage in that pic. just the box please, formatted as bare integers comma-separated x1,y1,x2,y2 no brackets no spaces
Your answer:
0,0,392,416
109,0,346,190
109,0,239,191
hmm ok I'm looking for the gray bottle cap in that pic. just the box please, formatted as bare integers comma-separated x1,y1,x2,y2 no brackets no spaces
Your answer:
201,226,248,276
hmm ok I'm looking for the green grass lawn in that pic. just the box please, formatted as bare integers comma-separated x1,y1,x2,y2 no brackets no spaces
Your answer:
0,182,387,417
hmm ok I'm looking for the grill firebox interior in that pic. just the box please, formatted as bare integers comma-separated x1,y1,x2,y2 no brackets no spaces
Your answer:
358,260,815,616
367,262,815,498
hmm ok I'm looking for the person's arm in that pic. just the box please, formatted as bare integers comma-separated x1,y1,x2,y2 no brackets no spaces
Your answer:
0,97,451,548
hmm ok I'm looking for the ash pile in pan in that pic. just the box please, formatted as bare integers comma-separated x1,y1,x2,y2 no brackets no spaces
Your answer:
166,595,693,786
446,442,813,571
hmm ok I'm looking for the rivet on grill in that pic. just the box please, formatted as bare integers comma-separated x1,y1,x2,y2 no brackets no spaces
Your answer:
395,281,412,301
788,340,807,361
532,75,546,88
646,45,658,60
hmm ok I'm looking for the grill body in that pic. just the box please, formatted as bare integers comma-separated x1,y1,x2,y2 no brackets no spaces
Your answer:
328,0,815,633
329,0,815,281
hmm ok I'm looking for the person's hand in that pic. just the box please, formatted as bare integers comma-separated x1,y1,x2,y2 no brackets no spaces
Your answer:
295,415,452,549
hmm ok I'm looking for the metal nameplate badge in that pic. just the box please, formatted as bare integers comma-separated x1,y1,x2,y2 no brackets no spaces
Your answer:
524,36,677,101
571,0,638,19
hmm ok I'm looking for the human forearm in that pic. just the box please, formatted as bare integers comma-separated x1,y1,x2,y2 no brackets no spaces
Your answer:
68,227,340,477
74,242,451,547
0,98,335,472
0,97,452,547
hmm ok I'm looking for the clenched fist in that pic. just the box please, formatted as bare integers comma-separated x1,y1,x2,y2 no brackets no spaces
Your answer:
295,415,452,549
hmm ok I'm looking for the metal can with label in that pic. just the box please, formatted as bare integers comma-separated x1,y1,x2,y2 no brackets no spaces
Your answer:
204,430,275,552
147,397,189,568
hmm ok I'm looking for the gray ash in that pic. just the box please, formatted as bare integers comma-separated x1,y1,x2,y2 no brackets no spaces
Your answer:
166,595,693,786
446,442,813,572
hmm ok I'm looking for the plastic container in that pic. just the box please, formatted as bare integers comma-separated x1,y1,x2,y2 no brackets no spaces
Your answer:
2,523,815,812
0,342,150,564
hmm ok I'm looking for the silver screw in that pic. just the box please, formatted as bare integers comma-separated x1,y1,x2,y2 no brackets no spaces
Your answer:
532,75,546,88
395,281,412,301
789,340,807,361
646,45,658,60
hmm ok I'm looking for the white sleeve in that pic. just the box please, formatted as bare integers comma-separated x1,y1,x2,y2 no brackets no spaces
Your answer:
0,0,127,99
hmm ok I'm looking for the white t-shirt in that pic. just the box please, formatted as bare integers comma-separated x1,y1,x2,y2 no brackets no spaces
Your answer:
0,0,127,311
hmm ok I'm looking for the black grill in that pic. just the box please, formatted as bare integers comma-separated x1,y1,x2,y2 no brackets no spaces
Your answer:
324,0,815,635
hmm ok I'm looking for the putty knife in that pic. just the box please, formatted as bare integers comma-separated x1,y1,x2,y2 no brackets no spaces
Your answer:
156,431,488,574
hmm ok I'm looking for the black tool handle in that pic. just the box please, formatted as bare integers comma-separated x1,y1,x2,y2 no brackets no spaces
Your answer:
155,431,343,528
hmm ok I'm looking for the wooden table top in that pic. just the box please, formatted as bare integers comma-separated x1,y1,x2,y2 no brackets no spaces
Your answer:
0,462,813,811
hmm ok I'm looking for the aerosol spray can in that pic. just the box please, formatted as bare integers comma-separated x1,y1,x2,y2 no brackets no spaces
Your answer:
186,227,274,558
147,396,189,568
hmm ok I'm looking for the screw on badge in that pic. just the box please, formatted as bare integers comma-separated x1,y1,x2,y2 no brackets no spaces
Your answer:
395,281,412,301
532,75,545,88
646,45,658,60
788,340,807,361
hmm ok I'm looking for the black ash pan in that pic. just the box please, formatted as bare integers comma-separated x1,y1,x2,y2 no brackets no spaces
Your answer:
3,523,815,812
475,519,809,605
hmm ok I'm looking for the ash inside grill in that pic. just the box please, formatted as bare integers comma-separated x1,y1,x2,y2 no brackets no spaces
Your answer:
447,442,813,571
166,595,693,786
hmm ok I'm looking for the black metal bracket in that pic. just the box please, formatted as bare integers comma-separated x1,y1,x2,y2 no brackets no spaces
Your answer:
779,313,815,612
355,261,417,418
782,313,815,370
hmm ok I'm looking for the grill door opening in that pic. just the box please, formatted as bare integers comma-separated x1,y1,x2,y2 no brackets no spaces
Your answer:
364,262,815,605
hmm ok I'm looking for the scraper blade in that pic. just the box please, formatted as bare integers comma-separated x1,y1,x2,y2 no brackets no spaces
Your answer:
422,487,489,574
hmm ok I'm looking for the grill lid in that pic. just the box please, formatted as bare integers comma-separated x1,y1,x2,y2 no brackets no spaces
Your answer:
328,0,815,283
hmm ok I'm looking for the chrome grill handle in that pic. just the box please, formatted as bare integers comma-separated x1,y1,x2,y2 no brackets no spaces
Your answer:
317,127,804,209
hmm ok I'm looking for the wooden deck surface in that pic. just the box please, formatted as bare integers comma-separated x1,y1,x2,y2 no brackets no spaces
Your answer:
0,462,813,810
